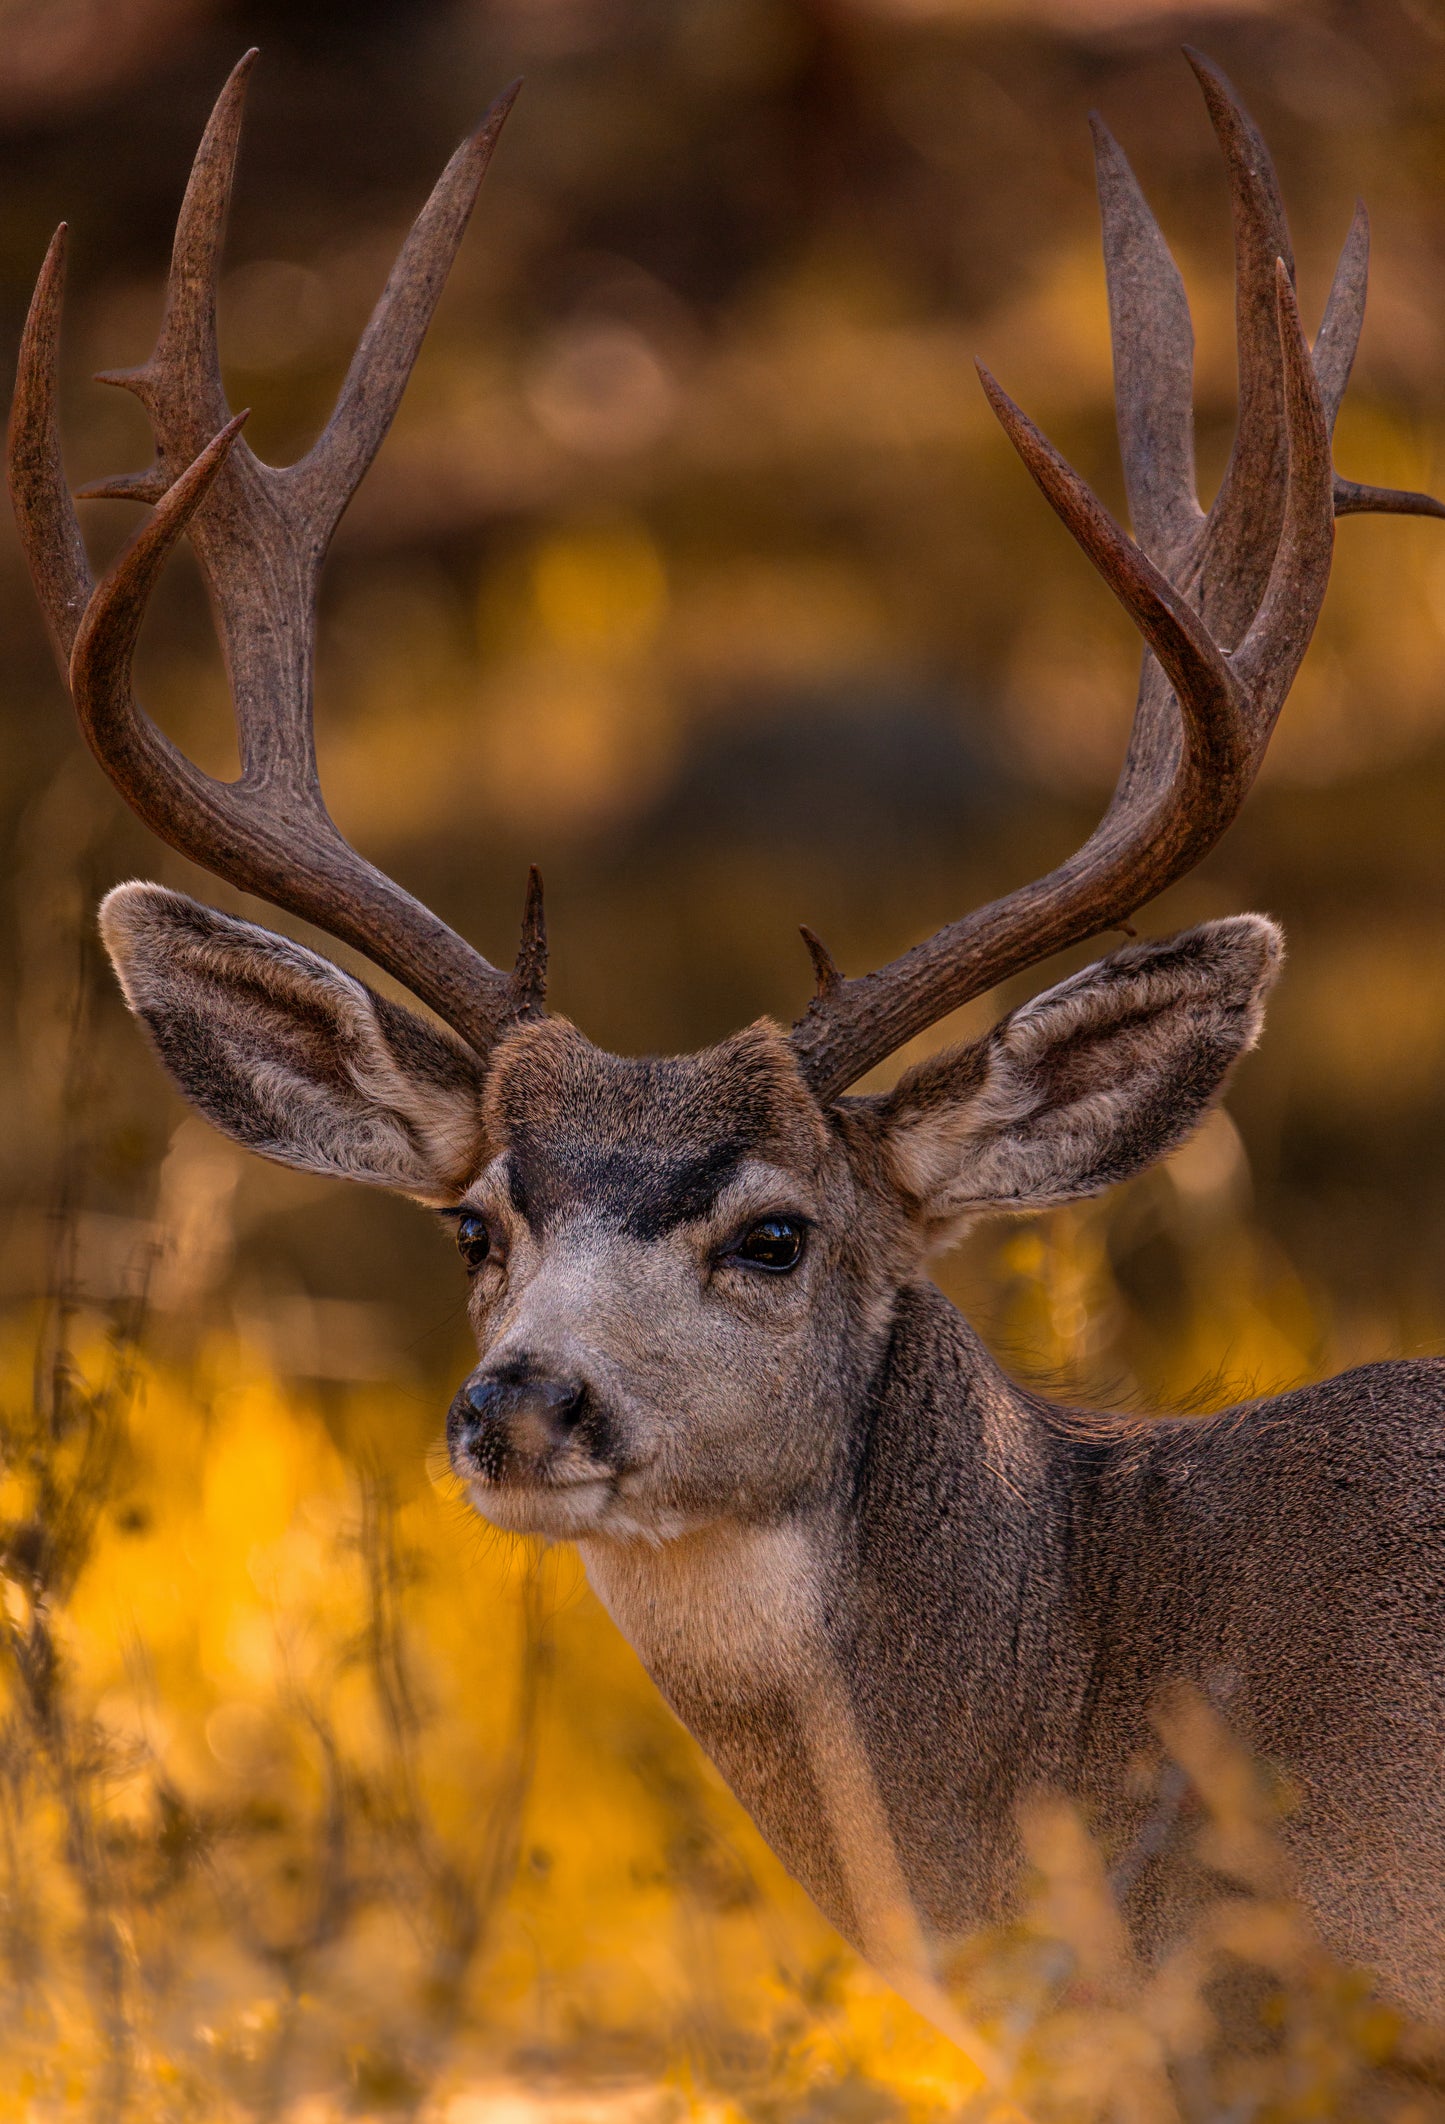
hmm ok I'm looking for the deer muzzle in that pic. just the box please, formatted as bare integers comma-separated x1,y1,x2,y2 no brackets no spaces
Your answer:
448,1363,600,1486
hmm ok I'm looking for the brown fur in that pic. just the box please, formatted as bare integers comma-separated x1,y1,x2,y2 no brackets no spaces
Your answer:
101,889,1445,2017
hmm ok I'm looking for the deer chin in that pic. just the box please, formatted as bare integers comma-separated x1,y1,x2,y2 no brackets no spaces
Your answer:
464,1456,691,1540
466,1463,703,1545
467,1472,618,1538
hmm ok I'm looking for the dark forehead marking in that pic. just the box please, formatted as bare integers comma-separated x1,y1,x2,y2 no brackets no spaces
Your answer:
506,1136,749,1240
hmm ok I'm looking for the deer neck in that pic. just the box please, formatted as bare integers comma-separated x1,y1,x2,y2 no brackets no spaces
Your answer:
578,1278,1089,1946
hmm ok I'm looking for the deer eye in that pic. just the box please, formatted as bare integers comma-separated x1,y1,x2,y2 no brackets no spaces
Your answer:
455,1215,492,1271
730,1217,806,1273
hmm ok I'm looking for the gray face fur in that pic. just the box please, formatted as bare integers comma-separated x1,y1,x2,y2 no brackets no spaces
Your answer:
100,881,1280,1549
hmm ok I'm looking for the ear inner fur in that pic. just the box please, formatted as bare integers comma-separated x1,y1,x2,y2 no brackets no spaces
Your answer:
873,916,1281,1235
101,881,489,1201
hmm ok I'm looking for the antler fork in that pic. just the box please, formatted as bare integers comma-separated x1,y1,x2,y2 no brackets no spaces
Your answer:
788,50,1445,1102
8,52,542,1059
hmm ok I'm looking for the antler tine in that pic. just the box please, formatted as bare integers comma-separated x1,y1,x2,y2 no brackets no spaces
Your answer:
1314,201,1369,435
508,866,548,1021
84,46,253,493
72,414,265,820
976,367,1249,786
1186,48,1297,646
1336,477,1445,518
289,78,522,544
1231,262,1334,707
789,56,1444,1103
7,226,96,667
1090,114,1202,569
1316,203,1445,521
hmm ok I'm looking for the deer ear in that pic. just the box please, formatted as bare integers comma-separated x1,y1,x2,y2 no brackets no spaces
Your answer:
100,883,489,1204
875,916,1281,1240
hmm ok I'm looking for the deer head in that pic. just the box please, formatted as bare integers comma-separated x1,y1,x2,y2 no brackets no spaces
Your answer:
11,51,1441,1547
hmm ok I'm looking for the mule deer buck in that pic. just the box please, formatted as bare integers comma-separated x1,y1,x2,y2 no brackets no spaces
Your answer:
12,48,1445,2027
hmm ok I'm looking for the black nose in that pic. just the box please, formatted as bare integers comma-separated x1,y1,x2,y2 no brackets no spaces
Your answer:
463,1373,585,1433
448,1366,588,1468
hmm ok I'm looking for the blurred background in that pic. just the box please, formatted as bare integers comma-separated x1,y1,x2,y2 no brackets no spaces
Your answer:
4,0,1445,2115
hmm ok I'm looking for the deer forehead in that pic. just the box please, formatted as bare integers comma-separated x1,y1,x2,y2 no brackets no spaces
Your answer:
478,1016,835,1227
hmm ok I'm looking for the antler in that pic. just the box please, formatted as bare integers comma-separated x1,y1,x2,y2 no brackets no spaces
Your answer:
7,52,537,1059
789,49,1445,1103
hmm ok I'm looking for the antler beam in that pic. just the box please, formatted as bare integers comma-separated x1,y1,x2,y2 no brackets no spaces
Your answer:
789,50,1445,1102
7,54,540,1057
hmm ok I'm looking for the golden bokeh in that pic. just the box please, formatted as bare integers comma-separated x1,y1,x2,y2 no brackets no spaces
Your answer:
4,0,1445,2113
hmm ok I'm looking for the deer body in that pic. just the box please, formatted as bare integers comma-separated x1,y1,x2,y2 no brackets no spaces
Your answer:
14,46,1445,2037
588,1288,1445,2017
